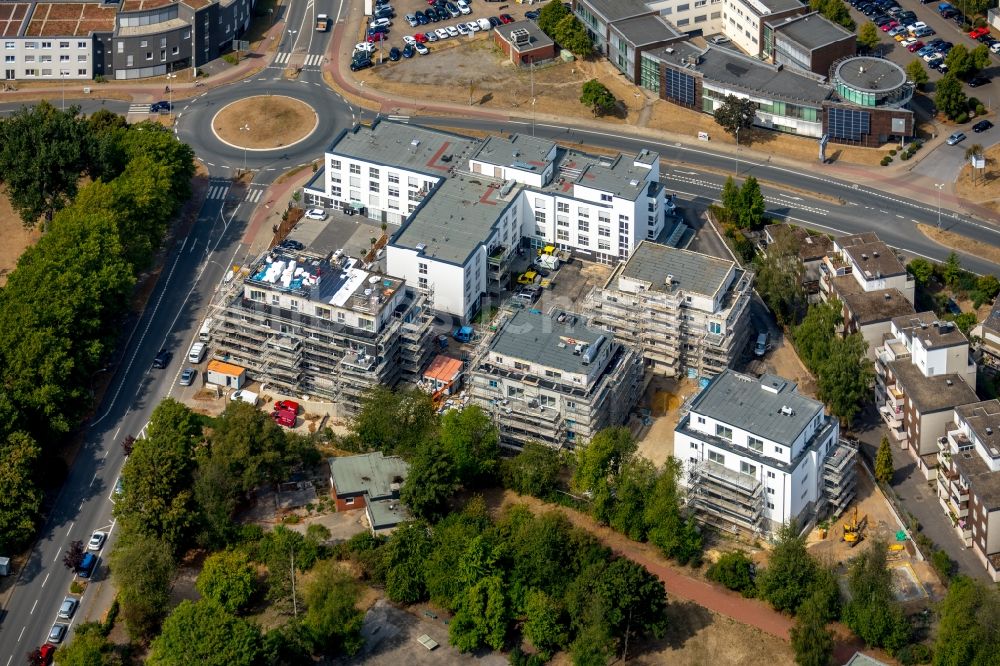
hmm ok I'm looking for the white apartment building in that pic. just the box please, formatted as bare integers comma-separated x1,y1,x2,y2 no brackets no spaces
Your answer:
2,36,98,80
675,370,856,535
304,121,669,320
722,0,805,56
586,240,752,378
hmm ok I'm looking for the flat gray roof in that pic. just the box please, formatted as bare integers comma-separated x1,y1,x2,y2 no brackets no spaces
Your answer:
578,0,652,22
617,240,736,298
328,452,409,500
470,133,556,170
956,400,1000,459
689,370,823,448
392,173,514,266
328,120,478,178
840,239,907,278
578,152,655,199
649,42,832,105
888,361,977,414
833,56,907,93
892,311,969,350
368,498,412,530
769,12,854,49
495,19,554,51
609,14,682,46
489,309,614,374
754,0,807,13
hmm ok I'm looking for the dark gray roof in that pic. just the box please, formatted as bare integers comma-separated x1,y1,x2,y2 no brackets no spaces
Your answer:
578,0,652,22
470,134,556,169
984,300,1000,336
647,42,832,105
888,361,977,414
950,447,1000,511
609,14,682,47
892,311,969,350
577,153,655,199
832,280,914,325
328,120,477,178
833,56,907,93
617,240,736,298
840,239,907,278
754,0,807,13
956,400,1000,459
768,12,854,49
495,20,554,51
489,309,614,374
328,452,409,500
689,370,823,448
392,173,516,266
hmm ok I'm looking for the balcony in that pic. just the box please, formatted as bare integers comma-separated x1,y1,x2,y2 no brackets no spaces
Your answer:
879,404,903,429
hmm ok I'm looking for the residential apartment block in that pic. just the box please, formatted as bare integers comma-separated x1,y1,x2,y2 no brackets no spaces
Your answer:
585,240,752,378
304,120,670,320
722,0,805,56
972,300,1000,371
876,312,978,476
210,225,434,415
468,309,644,449
0,0,254,81
936,401,1000,581
675,370,857,536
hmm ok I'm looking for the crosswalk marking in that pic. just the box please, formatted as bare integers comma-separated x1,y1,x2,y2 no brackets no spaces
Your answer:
128,103,151,114
273,52,325,67
245,187,264,203
274,52,290,64
207,184,229,200
302,54,324,67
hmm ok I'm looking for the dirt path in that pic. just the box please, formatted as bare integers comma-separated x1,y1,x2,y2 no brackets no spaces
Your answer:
491,491,877,663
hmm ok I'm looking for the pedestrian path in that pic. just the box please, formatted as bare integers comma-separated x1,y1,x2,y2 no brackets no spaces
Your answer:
127,103,151,114
206,182,230,200
273,52,325,67
244,185,265,203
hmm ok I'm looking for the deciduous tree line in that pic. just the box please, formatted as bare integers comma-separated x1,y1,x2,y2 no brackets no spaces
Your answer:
0,104,195,556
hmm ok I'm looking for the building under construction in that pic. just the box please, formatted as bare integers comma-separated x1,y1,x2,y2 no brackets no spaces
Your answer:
210,243,434,414
468,307,644,449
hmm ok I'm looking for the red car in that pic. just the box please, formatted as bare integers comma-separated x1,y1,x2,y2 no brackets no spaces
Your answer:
969,27,990,39
413,32,428,42
906,40,924,51
38,644,56,665
274,400,300,414
499,13,514,23
880,20,898,31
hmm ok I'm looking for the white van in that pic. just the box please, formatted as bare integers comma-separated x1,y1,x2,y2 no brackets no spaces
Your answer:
188,342,207,364
199,318,213,343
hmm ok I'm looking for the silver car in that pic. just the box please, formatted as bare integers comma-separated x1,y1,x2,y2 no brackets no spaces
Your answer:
58,596,78,620
48,623,67,644
946,132,966,146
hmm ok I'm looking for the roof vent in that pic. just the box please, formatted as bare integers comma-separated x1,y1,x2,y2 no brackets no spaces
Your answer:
573,343,584,355
988,427,994,435
946,379,954,386
861,253,868,260
665,47,675,54
416,243,426,253
884,293,891,301
780,405,794,416
410,139,421,147
873,250,880,257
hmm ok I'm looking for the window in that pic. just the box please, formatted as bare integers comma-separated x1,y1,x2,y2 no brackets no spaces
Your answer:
766,471,776,479
59,55,69,62
578,207,589,218
598,226,610,237
78,54,87,61
709,321,722,335
388,172,399,184
345,497,355,505
26,42,37,49
418,262,428,275
676,17,690,25
77,67,86,75
388,186,399,197
598,239,610,251
145,52,153,60
578,219,589,233
172,46,179,55
715,424,733,440
767,501,775,510
3,42,13,49
78,41,87,48
775,445,784,455
690,442,699,450
600,193,612,202
708,450,725,464
740,462,756,476
534,197,546,207
369,167,379,178
41,41,51,48
24,55,34,62
369,181,379,192
3,56,11,63
557,201,569,213
331,159,341,170
349,164,361,175
697,416,705,424
556,229,569,241
418,276,428,290
766,487,775,494
748,436,763,453
59,41,70,48
140,40,148,48
24,68,34,76
534,210,546,224
578,235,588,245
677,2,690,9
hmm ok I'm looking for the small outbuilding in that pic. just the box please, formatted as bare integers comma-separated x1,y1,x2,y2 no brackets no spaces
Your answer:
423,354,464,396
493,20,556,67
206,360,247,389
328,452,411,535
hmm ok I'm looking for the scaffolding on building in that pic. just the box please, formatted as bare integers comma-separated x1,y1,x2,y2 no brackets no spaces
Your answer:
688,459,767,537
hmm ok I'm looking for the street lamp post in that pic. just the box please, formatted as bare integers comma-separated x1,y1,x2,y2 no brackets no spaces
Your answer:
165,71,177,114
735,126,741,175
240,123,250,176
935,183,944,228
286,29,297,54
60,70,65,111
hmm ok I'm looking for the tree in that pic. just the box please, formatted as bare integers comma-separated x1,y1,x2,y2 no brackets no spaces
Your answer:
810,0,854,29
424,507,488,610
449,575,509,652
934,575,1000,665
754,226,806,325
0,102,92,225
439,405,499,486
945,44,974,78
54,622,113,666
707,551,756,596
522,589,568,660
875,435,894,485
500,442,562,497
942,251,963,289
351,386,437,457
793,301,842,374
790,594,834,666
608,458,657,540
255,525,320,610
734,175,766,229
817,333,873,424
976,274,1000,301
573,427,636,523
720,176,740,217
0,432,42,553
569,602,615,666
644,458,702,565
62,540,85,572
907,258,935,287
713,94,757,142
554,15,593,56
757,522,818,614
121,434,136,457
536,0,570,37
842,541,910,652
380,521,432,604
935,73,968,120
400,440,457,522
109,532,176,640
197,550,258,614
970,44,991,73
858,22,881,51
206,400,300,494
147,599,263,666
580,79,617,116
905,59,929,89
301,559,365,656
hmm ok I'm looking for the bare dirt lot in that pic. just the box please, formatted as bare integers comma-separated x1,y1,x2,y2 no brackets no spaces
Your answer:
954,142,1000,215
212,95,317,149
0,188,40,286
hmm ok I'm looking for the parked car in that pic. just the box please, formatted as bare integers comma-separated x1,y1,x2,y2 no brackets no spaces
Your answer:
88,531,107,551
935,40,953,51
914,26,935,37
414,32,428,42
274,399,300,414
355,41,376,52
47,624,67,645
426,9,440,22
973,119,994,132
525,10,540,19
435,27,450,38
929,59,948,71
488,15,501,26
970,27,990,38
946,131,967,145
58,597,78,620
415,9,429,23
38,644,55,666
456,22,469,35
880,20,898,31
889,25,908,38
499,13,514,22
404,12,418,25
907,40,925,51
179,367,197,386
968,75,991,87
477,17,492,29
446,24,459,36
465,20,480,31
415,42,429,54
403,34,417,45
992,41,1000,53
402,43,415,57
388,46,401,60
370,17,391,29
304,208,327,220
152,349,172,369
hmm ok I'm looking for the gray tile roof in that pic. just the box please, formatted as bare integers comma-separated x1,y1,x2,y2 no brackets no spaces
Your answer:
579,0,652,22
391,173,516,266
768,12,854,49
688,370,823,447
617,240,736,298
489,309,614,374
327,120,478,178
328,452,409,500
609,14,682,47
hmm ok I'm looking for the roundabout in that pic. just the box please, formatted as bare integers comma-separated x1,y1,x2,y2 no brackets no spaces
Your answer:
212,95,319,151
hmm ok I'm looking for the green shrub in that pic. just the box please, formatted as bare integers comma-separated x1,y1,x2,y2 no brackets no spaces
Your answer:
706,551,757,597
222,52,239,65
70,581,85,594
931,549,955,582
881,157,891,166
897,643,934,665
956,112,969,124
901,153,910,160
889,149,897,156
976,104,986,116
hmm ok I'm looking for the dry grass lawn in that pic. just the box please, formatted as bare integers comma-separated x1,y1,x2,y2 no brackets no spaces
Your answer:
0,187,41,287
919,223,1000,266
954,143,1000,215
213,95,317,149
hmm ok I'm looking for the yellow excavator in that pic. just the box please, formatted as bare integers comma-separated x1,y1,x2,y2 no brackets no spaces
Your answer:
842,506,868,548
